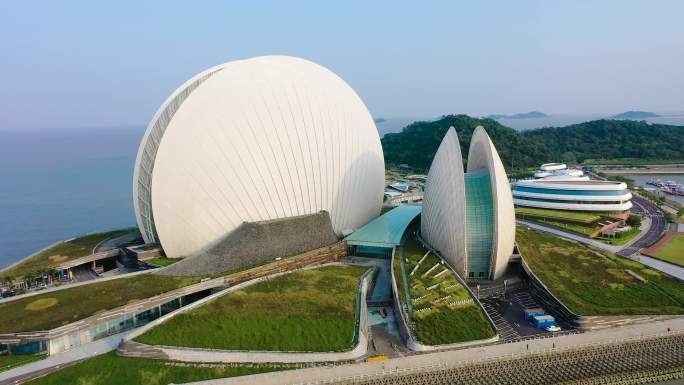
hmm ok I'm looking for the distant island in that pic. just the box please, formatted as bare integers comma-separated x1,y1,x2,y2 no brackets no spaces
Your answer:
610,111,660,119
374,118,386,123
485,111,548,120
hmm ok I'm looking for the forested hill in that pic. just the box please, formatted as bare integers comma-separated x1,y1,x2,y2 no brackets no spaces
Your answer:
380,115,684,171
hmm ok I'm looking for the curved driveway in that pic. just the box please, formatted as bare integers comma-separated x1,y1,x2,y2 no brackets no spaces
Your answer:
617,195,666,257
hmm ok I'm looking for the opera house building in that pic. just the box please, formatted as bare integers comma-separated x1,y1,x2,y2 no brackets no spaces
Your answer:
421,126,515,281
133,56,385,267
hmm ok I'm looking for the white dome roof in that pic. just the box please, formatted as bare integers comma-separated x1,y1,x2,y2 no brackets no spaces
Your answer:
133,56,385,258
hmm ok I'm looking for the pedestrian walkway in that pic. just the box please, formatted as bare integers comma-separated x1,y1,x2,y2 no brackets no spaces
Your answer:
629,255,684,281
517,217,651,255
517,220,621,253
0,331,134,384
185,318,684,385
480,301,519,341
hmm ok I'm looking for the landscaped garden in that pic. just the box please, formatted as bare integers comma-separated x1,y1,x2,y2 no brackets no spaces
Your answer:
517,227,684,316
649,234,684,267
134,265,368,352
25,352,282,385
515,208,603,236
515,207,603,223
143,257,181,267
595,227,641,246
1,228,135,281
394,230,494,345
0,274,200,333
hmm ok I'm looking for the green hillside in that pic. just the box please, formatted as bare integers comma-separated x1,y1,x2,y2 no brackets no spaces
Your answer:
381,115,684,171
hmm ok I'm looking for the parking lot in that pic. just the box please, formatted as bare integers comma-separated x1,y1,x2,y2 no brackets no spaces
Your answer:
481,288,577,342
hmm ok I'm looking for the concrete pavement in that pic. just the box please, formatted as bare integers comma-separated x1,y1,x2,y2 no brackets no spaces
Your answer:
182,317,684,385
628,255,684,281
516,220,623,253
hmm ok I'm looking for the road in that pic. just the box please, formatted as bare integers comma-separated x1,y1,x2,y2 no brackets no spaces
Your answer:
617,195,666,257
517,220,621,254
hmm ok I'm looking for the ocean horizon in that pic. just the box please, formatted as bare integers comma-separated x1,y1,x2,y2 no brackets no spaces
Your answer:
0,127,144,269
3,114,684,269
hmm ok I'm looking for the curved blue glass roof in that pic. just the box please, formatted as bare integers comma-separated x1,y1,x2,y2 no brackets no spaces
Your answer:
345,205,422,248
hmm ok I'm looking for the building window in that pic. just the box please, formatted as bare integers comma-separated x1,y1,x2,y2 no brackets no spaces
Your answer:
469,272,475,278
479,272,485,278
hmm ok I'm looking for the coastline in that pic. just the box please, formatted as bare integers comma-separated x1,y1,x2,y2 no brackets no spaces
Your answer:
597,166,684,175
0,239,67,274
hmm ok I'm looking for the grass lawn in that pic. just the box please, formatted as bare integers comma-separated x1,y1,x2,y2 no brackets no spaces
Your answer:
0,354,46,373
515,207,603,224
26,352,282,385
517,227,684,316
1,229,135,279
651,234,684,267
396,230,494,345
135,265,368,352
144,257,181,267
0,274,200,333
596,227,641,246
532,218,599,236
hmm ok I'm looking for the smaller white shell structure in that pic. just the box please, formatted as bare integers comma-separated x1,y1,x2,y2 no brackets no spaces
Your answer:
421,126,515,280
420,127,467,273
467,126,515,280
133,56,385,258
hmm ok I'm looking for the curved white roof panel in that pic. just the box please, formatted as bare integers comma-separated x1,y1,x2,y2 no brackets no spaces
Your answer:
540,163,567,171
421,126,514,281
133,56,385,258
421,127,467,274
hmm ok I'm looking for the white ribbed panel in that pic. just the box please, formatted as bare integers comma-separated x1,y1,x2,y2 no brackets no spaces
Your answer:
467,126,515,280
133,56,385,258
133,66,224,244
420,127,467,276
512,191,633,202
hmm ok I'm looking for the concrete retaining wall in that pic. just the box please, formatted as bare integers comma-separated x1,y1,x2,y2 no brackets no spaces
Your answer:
157,211,339,277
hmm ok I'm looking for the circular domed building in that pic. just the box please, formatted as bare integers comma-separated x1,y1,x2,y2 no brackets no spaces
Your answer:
133,56,385,261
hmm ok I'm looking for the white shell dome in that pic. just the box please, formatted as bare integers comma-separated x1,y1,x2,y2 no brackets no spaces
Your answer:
133,56,385,258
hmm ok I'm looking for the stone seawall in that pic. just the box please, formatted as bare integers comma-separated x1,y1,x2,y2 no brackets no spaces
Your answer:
158,211,339,277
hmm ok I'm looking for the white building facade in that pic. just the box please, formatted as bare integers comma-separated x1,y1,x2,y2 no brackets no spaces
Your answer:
133,56,385,258
512,179,633,213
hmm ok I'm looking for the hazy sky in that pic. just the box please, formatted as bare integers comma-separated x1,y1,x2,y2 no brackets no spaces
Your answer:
1,1,683,130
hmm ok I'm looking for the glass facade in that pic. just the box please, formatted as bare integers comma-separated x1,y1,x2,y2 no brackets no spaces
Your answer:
465,171,494,278
45,289,213,355
514,186,629,196
2,341,47,355
515,196,625,205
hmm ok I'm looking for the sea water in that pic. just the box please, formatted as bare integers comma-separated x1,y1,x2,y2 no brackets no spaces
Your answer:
0,127,144,268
